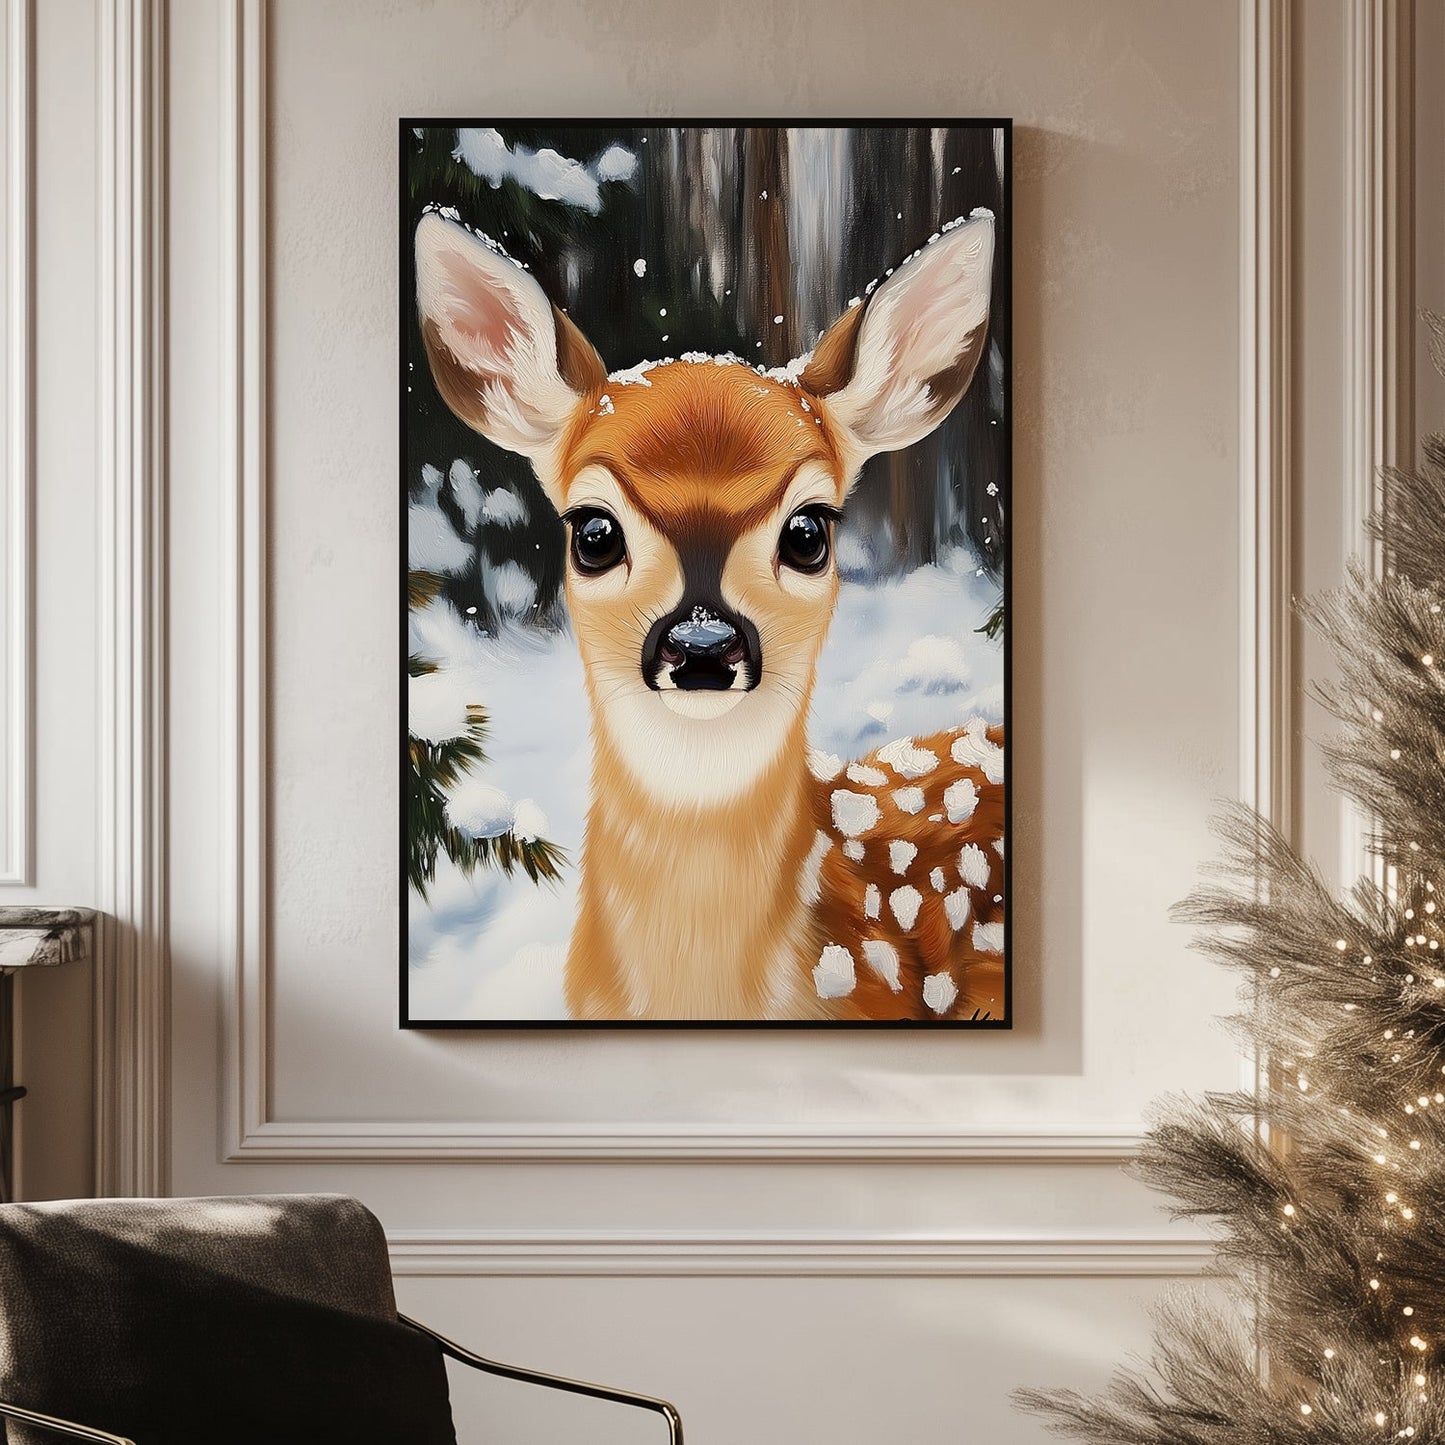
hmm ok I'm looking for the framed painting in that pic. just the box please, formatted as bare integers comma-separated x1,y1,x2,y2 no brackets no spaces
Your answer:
403,121,1010,1026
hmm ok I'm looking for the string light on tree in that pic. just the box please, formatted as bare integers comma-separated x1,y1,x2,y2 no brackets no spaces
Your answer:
1020,317,1445,1445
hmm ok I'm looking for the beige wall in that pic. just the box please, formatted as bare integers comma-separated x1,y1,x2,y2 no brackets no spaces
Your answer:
6,2,1429,1442
262,0,1244,1130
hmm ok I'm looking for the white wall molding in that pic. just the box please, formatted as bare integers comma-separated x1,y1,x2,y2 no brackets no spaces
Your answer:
388,1229,1215,1279
0,0,32,888
228,1122,1145,1164
207,3,1307,1169
1240,0,1294,839
1341,0,1414,888
1236,0,1296,1127
217,0,271,1172
216,1,1146,1166
95,0,168,1197
1345,0,1415,560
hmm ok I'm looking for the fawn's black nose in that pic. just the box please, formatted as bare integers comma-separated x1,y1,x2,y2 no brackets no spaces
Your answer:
664,610,741,662
644,603,760,692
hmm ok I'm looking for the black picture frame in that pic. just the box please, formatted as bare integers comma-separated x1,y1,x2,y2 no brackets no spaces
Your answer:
401,119,1013,1030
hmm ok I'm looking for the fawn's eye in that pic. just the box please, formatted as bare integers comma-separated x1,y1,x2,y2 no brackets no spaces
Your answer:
778,506,836,575
567,509,626,575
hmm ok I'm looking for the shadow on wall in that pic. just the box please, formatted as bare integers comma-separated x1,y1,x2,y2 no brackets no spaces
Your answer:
251,116,1250,1122
268,124,1093,1126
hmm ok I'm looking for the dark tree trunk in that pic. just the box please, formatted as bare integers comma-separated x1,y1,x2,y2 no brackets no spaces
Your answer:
744,128,795,364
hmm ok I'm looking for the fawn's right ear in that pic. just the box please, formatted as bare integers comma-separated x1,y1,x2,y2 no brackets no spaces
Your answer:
415,213,605,487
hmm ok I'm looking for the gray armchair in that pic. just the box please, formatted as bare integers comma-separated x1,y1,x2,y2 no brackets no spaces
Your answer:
0,1194,682,1444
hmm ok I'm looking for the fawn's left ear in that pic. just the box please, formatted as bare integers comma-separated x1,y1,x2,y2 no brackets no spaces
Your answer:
802,211,994,472
415,213,605,486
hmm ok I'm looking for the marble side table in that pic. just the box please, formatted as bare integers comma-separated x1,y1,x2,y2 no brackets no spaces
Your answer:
0,908,97,1202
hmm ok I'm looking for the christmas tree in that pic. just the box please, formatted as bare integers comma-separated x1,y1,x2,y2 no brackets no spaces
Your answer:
1019,320,1445,1443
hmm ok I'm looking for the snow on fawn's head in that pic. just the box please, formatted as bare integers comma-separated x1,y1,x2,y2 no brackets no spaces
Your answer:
415,209,994,809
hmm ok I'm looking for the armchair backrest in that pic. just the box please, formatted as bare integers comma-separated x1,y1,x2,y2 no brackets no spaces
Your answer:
0,1194,457,1445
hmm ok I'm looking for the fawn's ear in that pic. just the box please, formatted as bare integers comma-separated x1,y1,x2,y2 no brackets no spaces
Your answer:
802,211,994,469
415,213,605,485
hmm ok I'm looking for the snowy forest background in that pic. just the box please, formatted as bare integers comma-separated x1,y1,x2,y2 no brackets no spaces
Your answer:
404,124,1010,1022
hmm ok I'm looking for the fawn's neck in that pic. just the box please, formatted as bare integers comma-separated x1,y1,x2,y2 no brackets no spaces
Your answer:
566,716,830,1020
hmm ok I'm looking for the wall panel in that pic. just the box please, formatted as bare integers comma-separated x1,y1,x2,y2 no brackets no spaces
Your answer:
10,1,1423,1442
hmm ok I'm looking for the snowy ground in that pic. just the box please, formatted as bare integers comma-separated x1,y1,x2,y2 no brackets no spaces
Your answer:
408,532,1005,1021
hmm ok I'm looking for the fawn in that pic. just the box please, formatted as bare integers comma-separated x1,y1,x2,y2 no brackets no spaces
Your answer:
415,208,1005,1021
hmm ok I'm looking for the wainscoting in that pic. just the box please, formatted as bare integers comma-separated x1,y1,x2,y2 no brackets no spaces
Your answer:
5,2,1427,1442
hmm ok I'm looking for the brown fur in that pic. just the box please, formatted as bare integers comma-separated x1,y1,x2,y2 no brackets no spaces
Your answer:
811,726,1006,1021
553,366,1005,1022
552,305,608,393
566,708,1006,1022
799,302,865,397
419,316,490,437
566,716,829,1021
563,363,846,531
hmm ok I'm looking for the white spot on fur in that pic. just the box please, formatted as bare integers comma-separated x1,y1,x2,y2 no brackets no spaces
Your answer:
831,790,881,837
958,843,991,890
809,750,844,781
846,762,888,787
861,939,902,992
799,831,833,906
929,866,947,892
813,944,856,999
944,779,978,823
864,883,881,920
973,921,1005,953
842,839,865,861
889,840,918,875
992,837,1006,857
944,887,970,930
922,971,958,1014
889,885,923,930
892,787,925,815
633,257,647,277
876,736,939,779
595,393,615,416
951,727,1005,783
